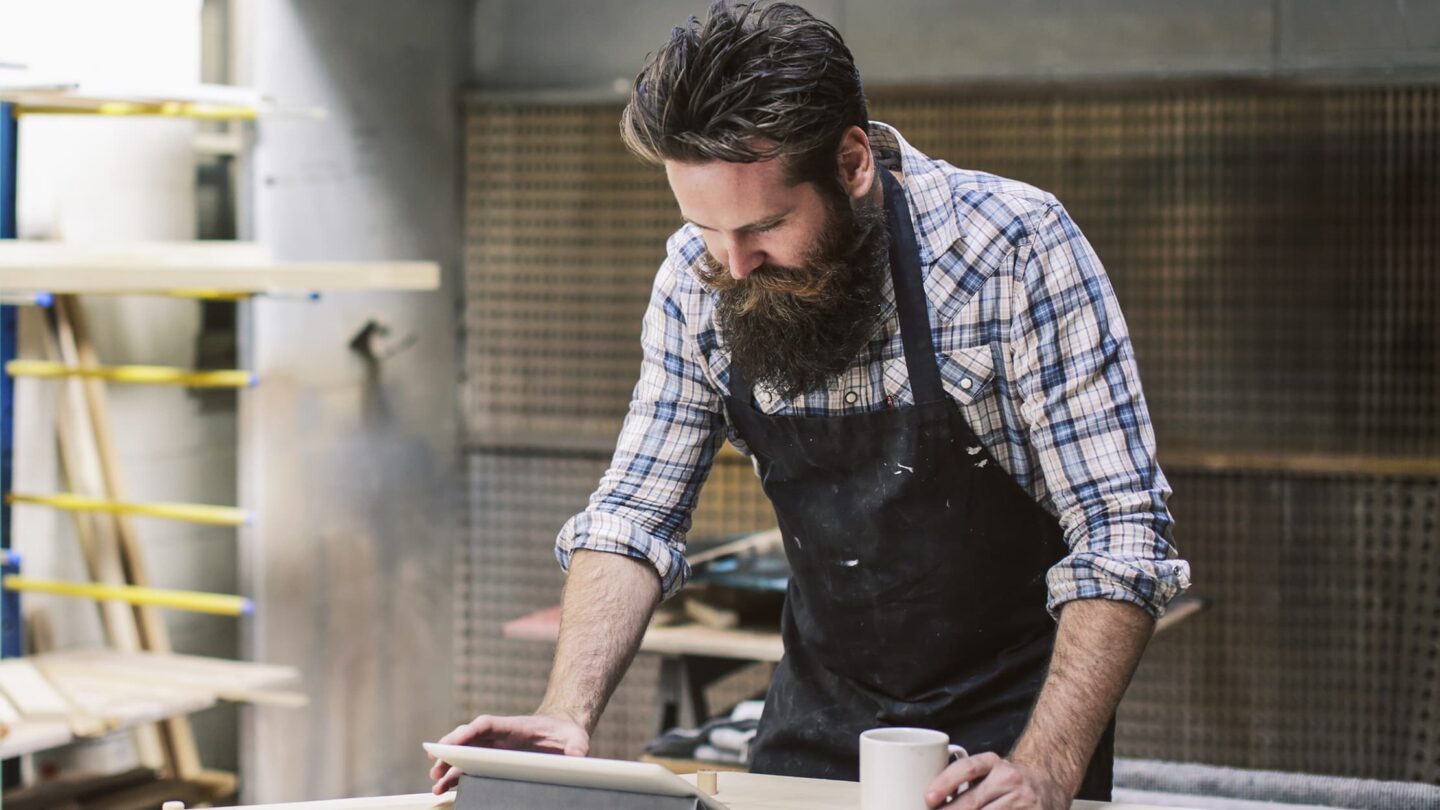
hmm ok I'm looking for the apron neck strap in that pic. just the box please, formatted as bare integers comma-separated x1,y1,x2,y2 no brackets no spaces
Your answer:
879,168,945,404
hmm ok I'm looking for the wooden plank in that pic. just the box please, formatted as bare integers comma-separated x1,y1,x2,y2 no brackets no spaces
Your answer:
0,242,439,292
8,492,251,527
1162,447,1440,479
49,295,168,760
0,659,72,718
0,688,22,724
0,660,107,736
0,79,265,108
1,241,270,267
0,653,306,758
671,772,1200,810
40,310,146,654
1154,595,1207,635
211,794,455,810
39,304,169,759
504,606,785,663
38,649,305,707
60,296,205,778
0,767,222,810
42,649,298,691
199,774,1195,809
0,720,74,759
640,754,749,775
7,360,256,388
37,666,212,730
3,576,253,616
580,608,787,660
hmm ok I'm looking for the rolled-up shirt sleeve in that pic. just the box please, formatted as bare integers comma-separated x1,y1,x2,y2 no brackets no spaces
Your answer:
554,249,726,600
1010,203,1191,618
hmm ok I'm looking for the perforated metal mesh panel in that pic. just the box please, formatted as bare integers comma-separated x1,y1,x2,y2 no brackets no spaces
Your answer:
1124,471,1440,782
458,450,661,758
873,86,1440,457
462,104,674,441
460,85,1440,780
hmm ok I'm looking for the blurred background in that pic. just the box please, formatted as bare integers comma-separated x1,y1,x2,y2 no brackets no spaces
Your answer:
0,2,1436,809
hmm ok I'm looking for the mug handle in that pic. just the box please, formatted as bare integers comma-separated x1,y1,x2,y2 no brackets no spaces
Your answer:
947,745,970,796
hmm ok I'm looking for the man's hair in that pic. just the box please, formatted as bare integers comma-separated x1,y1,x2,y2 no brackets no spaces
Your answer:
620,1,868,194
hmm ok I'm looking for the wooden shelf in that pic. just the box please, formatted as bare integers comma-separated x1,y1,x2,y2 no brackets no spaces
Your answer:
506,605,785,663
0,242,439,292
0,79,266,117
0,649,302,759
1162,447,1440,478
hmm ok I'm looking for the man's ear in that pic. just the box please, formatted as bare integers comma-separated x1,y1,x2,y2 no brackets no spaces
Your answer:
836,125,875,200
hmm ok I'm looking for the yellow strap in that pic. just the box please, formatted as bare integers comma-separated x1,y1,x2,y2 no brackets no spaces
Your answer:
3,576,252,617
8,492,250,527
7,360,255,388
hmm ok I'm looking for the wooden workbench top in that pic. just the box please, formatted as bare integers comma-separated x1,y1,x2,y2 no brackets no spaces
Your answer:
212,774,1194,810
681,772,1191,810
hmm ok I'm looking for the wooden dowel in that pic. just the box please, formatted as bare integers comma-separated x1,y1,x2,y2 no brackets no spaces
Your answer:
57,296,203,777
17,101,259,121
8,492,250,527
7,359,256,388
36,304,169,766
3,577,253,617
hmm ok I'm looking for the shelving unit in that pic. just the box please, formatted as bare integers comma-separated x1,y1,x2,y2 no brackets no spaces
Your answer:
0,80,438,799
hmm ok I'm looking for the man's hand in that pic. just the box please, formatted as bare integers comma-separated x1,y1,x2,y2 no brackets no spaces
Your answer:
922,599,1154,808
426,550,660,794
427,712,590,794
925,752,1067,809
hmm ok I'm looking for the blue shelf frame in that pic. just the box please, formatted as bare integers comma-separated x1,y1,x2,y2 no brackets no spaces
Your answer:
2,101,22,661
1,99,21,791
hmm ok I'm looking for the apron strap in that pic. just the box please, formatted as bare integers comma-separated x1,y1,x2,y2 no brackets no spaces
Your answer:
878,168,945,405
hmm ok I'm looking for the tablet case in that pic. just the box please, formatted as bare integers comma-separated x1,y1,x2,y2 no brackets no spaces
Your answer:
456,773,703,809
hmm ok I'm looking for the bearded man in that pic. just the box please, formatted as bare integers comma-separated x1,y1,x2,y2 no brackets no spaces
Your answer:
432,3,1190,808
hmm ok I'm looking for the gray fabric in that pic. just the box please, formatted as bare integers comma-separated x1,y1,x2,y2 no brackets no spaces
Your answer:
1116,759,1440,810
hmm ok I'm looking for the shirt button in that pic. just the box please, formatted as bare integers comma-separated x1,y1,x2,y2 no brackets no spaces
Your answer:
960,377,973,390
844,391,858,404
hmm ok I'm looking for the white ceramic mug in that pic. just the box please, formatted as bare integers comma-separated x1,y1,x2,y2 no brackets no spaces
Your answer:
859,727,968,810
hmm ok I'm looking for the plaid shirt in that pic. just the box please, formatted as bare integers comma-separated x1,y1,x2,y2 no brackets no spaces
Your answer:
557,122,1190,618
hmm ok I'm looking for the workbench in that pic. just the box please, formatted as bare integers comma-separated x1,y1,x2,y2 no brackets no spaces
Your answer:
209,773,1195,809
503,594,1206,735
504,604,784,734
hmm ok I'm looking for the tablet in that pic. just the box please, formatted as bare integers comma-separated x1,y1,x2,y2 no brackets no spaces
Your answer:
423,742,729,810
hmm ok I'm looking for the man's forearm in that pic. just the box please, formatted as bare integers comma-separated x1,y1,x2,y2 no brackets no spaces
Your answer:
539,549,662,733
1009,599,1154,795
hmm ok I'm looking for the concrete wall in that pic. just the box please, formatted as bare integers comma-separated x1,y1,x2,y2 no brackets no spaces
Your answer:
469,0,1440,89
242,0,466,802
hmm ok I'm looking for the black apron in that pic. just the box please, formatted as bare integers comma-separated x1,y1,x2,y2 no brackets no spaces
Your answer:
728,168,1114,799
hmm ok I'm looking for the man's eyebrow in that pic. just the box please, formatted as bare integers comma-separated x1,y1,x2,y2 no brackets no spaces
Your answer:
683,209,793,232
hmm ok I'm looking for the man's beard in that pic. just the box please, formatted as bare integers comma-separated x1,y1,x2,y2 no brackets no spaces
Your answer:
699,191,890,401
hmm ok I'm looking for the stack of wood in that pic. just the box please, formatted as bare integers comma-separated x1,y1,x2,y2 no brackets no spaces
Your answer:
0,648,301,759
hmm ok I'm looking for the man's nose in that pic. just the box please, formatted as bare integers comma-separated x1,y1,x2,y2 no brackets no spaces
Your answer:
725,242,765,280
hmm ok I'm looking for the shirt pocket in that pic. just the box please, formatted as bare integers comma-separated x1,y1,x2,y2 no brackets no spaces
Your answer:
882,344,997,408
939,345,1007,450
937,345,997,406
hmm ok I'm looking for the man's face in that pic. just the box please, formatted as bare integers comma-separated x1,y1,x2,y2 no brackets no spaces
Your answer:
666,157,829,281
665,156,889,400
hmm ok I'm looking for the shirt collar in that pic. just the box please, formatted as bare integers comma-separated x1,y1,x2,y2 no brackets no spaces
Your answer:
867,121,962,268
